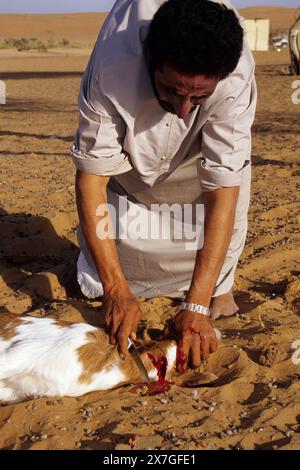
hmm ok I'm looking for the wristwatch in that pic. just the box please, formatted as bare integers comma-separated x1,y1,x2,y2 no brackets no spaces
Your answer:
180,301,210,317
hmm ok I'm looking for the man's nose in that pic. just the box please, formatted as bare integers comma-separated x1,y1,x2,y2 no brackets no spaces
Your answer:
174,96,193,119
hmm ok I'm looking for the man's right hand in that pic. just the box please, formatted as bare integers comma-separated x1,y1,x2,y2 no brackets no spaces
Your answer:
102,289,142,359
76,171,142,358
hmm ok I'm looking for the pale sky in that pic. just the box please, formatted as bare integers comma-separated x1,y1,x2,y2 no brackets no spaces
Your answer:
0,0,299,14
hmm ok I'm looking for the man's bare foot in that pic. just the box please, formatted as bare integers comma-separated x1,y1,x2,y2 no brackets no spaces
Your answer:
210,290,239,320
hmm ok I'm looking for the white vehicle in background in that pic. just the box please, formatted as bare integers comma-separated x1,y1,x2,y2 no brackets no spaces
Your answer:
272,37,288,50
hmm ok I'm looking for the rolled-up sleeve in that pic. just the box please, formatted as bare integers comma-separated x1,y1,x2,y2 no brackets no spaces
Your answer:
198,70,257,192
70,73,133,176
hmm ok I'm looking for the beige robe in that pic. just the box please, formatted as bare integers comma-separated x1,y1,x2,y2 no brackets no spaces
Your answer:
71,0,257,299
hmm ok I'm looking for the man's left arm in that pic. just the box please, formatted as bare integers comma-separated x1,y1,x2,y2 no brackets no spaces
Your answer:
174,186,239,372
174,51,257,372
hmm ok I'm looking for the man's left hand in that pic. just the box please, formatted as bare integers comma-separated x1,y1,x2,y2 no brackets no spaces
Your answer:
173,310,217,372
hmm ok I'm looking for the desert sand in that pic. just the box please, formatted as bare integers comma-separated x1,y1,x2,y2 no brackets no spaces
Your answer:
0,12,107,45
0,7,299,450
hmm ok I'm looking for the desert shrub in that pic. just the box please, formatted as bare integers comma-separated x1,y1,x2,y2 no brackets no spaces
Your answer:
15,38,31,51
0,36,72,51
60,38,70,47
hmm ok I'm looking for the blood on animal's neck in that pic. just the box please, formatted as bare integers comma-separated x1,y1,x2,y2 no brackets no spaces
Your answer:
146,352,172,395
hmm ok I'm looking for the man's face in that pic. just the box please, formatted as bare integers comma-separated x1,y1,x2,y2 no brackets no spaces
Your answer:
153,64,220,119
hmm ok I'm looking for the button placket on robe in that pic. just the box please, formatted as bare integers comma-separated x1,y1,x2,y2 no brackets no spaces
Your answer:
162,116,183,169
158,116,173,164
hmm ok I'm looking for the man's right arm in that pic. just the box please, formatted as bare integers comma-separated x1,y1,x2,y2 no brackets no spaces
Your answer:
75,170,142,357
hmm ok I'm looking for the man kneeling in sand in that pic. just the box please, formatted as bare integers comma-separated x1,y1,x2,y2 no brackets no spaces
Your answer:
68,0,257,372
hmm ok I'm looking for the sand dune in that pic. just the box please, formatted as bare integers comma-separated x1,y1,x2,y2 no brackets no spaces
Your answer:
0,12,107,44
0,7,299,45
0,7,297,73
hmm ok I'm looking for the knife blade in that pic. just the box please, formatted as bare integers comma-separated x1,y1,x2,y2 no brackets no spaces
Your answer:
128,338,150,384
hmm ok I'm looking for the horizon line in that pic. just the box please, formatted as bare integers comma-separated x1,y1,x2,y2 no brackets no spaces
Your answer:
0,4,299,15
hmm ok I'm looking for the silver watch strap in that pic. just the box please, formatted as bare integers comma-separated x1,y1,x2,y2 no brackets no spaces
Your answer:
181,301,210,316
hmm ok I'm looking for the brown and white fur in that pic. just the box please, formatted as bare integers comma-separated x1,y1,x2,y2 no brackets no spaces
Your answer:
0,313,177,404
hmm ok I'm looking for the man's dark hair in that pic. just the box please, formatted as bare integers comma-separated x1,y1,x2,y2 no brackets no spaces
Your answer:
144,0,244,79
